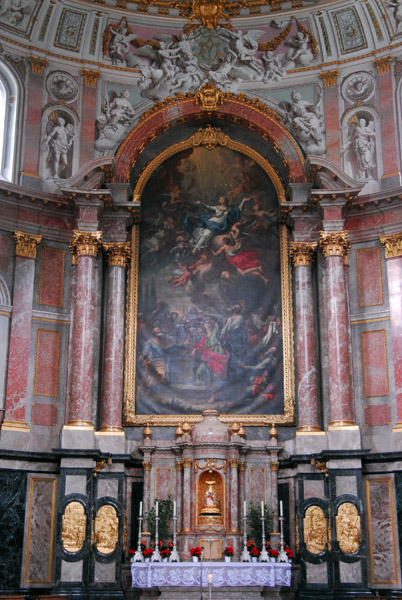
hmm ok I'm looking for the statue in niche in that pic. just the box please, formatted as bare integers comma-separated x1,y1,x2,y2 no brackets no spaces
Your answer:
282,90,325,155
41,114,75,180
386,0,402,32
343,115,376,181
284,31,315,69
95,90,136,154
201,478,220,514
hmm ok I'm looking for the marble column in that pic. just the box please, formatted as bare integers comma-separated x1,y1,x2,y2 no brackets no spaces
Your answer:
175,460,183,532
182,458,193,532
374,57,401,188
289,242,321,431
380,233,402,430
3,232,42,430
320,70,340,165
65,255,77,424
99,242,130,432
65,230,102,427
270,459,279,533
229,459,239,532
80,69,99,166
319,231,354,426
22,57,47,177
239,461,246,522
142,460,152,529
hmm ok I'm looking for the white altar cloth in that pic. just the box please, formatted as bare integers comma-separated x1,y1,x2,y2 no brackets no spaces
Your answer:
131,561,291,589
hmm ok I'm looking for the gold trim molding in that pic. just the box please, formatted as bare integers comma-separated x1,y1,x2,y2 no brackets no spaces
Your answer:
70,230,102,258
1,419,30,432
28,55,47,74
81,68,100,86
103,242,131,267
380,232,402,259
289,242,318,266
320,70,339,87
319,231,350,258
14,231,42,259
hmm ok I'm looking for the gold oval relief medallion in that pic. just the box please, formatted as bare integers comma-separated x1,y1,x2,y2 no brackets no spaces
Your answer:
94,505,119,555
336,502,360,554
304,505,327,555
62,501,87,553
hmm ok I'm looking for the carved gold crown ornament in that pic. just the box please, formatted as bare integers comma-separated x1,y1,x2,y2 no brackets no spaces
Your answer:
195,84,225,112
186,0,231,32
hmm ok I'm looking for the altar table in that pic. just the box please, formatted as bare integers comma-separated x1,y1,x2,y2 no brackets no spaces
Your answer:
131,561,291,589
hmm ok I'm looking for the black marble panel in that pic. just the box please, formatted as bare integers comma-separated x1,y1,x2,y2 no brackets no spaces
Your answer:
394,471,402,575
0,469,27,589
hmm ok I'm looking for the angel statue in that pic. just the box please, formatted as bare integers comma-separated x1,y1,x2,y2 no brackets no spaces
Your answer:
386,0,402,32
282,90,325,155
213,29,265,83
284,31,315,69
343,117,376,181
41,116,75,179
0,0,29,26
262,50,284,82
107,21,137,65
95,90,136,154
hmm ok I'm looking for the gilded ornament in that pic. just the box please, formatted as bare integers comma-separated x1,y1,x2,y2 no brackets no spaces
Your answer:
195,84,224,111
289,242,318,267
380,232,402,259
142,460,152,470
192,125,229,150
29,55,47,74
269,422,278,439
230,422,240,435
238,423,246,439
336,502,360,554
270,461,279,471
319,231,350,258
143,422,153,440
94,505,119,555
62,501,87,553
14,231,42,259
70,230,102,258
374,56,392,74
103,242,131,267
175,460,184,470
181,422,192,436
195,458,226,472
229,459,239,468
304,505,327,555
320,70,339,87
175,423,184,438
183,458,194,468
187,0,230,31
81,68,100,86
238,462,246,471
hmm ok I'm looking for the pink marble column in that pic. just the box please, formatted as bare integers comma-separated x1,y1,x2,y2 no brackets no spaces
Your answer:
100,242,130,432
320,70,340,165
374,57,401,186
66,230,102,426
3,232,42,430
289,242,321,431
239,462,246,522
270,457,279,534
319,231,355,426
65,257,77,423
380,233,402,428
229,459,239,532
22,58,47,176
142,459,152,533
182,458,193,532
80,70,99,167
175,460,183,532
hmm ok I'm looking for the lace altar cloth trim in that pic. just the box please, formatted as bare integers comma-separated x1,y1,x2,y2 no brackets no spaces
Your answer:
131,561,292,588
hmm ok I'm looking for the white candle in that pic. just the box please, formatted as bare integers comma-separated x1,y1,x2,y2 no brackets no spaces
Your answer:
261,501,264,517
155,501,159,516
139,501,143,517
173,500,176,517
280,500,283,517
244,500,247,516
208,573,213,585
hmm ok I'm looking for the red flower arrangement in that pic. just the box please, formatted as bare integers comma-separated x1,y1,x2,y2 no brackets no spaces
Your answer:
128,549,135,555
285,546,293,559
250,547,260,557
168,542,174,550
190,547,202,556
161,549,170,559
247,540,256,549
223,546,234,557
268,548,278,558
141,541,147,552
143,548,154,558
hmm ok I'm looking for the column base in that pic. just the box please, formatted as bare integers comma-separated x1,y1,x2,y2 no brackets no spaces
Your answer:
296,430,327,454
328,424,361,451
62,422,95,449
65,420,94,429
1,419,30,432
98,425,124,433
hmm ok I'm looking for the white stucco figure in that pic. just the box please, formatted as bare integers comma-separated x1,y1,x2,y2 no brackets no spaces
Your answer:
211,29,265,86
386,0,402,31
282,90,325,155
41,116,75,179
108,22,137,65
95,90,136,154
0,0,28,26
284,31,315,69
262,50,284,82
343,117,376,181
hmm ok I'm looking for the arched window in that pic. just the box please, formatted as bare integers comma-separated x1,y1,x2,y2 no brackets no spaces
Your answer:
0,59,19,182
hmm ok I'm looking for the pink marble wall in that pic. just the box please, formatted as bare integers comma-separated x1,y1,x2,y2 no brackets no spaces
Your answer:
365,404,391,427
31,402,57,426
323,84,341,165
249,467,266,503
356,247,383,307
155,467,172,500
80,84,97,166
377,70,399,177
367,478,397,584
23,73,43,175
303,479,325,500
33,329,61,397
0,235,9,272
361,330,389,397
387,258,402,422
24,477,56,584
39,247,65,307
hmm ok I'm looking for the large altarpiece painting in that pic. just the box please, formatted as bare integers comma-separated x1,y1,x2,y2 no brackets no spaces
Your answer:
124,130,294,426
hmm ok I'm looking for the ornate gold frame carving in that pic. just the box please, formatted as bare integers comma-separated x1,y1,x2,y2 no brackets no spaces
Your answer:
194,459,227,473
304,505,327,555
94,505,119,555
61,501,87,553
124,128,294,426
335,502,361,555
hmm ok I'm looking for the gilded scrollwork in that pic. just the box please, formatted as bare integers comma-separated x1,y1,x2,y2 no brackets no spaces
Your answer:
303,505,327,555
61,501,87,553
336,502,360,554
94,505,119,555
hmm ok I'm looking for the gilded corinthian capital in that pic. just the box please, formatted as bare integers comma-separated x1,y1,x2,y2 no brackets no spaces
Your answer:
379,232,402,259
69,230,102,257
319,231,350,257
289,242,318,266
103,242,131,267
14,231,42,258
